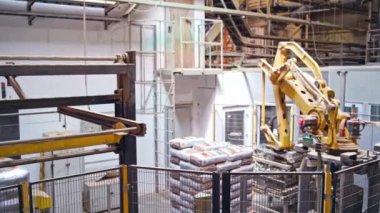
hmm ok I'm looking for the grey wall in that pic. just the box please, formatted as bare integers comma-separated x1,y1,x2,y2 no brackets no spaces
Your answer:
329,70,380,150
0,1,166,180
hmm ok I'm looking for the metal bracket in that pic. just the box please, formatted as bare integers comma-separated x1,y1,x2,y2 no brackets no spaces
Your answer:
58,106,146,136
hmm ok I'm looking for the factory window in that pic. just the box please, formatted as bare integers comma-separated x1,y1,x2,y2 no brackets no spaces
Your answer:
225,110,245,145
370,104,380,121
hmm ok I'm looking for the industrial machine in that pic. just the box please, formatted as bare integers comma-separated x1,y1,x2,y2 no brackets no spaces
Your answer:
259,41,363,155
252,42,380,213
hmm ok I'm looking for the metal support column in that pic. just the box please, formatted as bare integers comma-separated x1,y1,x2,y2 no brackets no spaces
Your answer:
115,51,138,213
212,172,221,213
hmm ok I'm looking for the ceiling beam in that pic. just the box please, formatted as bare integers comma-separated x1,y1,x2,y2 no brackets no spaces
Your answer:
118,0,366,32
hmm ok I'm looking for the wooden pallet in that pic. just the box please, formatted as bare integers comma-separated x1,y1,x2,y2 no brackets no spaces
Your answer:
246,0,271,10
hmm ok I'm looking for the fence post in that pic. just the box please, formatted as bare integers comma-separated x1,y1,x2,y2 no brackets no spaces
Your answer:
212,172,220,213
18,185,24,212
323,164,332,213
221,172,230,213
19,182,30,213
330,164,337,213
120,164,129,213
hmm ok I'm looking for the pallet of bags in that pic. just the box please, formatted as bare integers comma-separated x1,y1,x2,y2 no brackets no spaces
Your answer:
216,160,241,172
179,149,227,211
169,137,205,212
170,148,200,164
193,141,229,151
169,136,205,150
189,150,228,167
169,146,201,204
219,145,253,162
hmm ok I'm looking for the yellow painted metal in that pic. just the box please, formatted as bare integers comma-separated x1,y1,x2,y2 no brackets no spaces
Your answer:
32,189,52,210
259,41,357,152
39,153,45,191
277,42,323,81
0,133,123,158
121,164,129,213
324,164,332,213
273,45,291,150
21,182,30,213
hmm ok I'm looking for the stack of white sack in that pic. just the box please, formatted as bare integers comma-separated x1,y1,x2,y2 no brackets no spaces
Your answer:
179,149,227,212
169,137,205,212
168,136,254,212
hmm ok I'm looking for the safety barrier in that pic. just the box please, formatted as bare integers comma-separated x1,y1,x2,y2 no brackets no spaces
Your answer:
224,171,324,213
128,165,220,213
0,184,23,212
29,167,123,213
1,160,380,213
332,159,380,213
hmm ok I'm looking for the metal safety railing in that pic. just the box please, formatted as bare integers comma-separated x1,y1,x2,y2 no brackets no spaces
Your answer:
0,184,24,213
332,159,380,213
224,172,325,213
1,160,380,213
29,167,123,213
128,165,220,213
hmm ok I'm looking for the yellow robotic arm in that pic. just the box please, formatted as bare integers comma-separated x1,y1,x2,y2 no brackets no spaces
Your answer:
259,42,359,154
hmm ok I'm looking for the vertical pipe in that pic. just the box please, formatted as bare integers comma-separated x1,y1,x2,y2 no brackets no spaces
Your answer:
180,17,184,71
153,25,159,193
221,172,231,213
337,71,347,110
164,106,170,168
212,172,220,213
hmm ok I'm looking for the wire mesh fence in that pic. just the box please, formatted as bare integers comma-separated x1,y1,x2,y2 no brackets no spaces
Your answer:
128,165,219,213
0,184,22,213
333,159,380,213
227,172,324,213
29,167,121,213
3,162,380,213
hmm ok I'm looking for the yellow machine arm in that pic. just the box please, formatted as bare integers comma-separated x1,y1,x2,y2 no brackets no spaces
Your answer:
259,42,358,153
